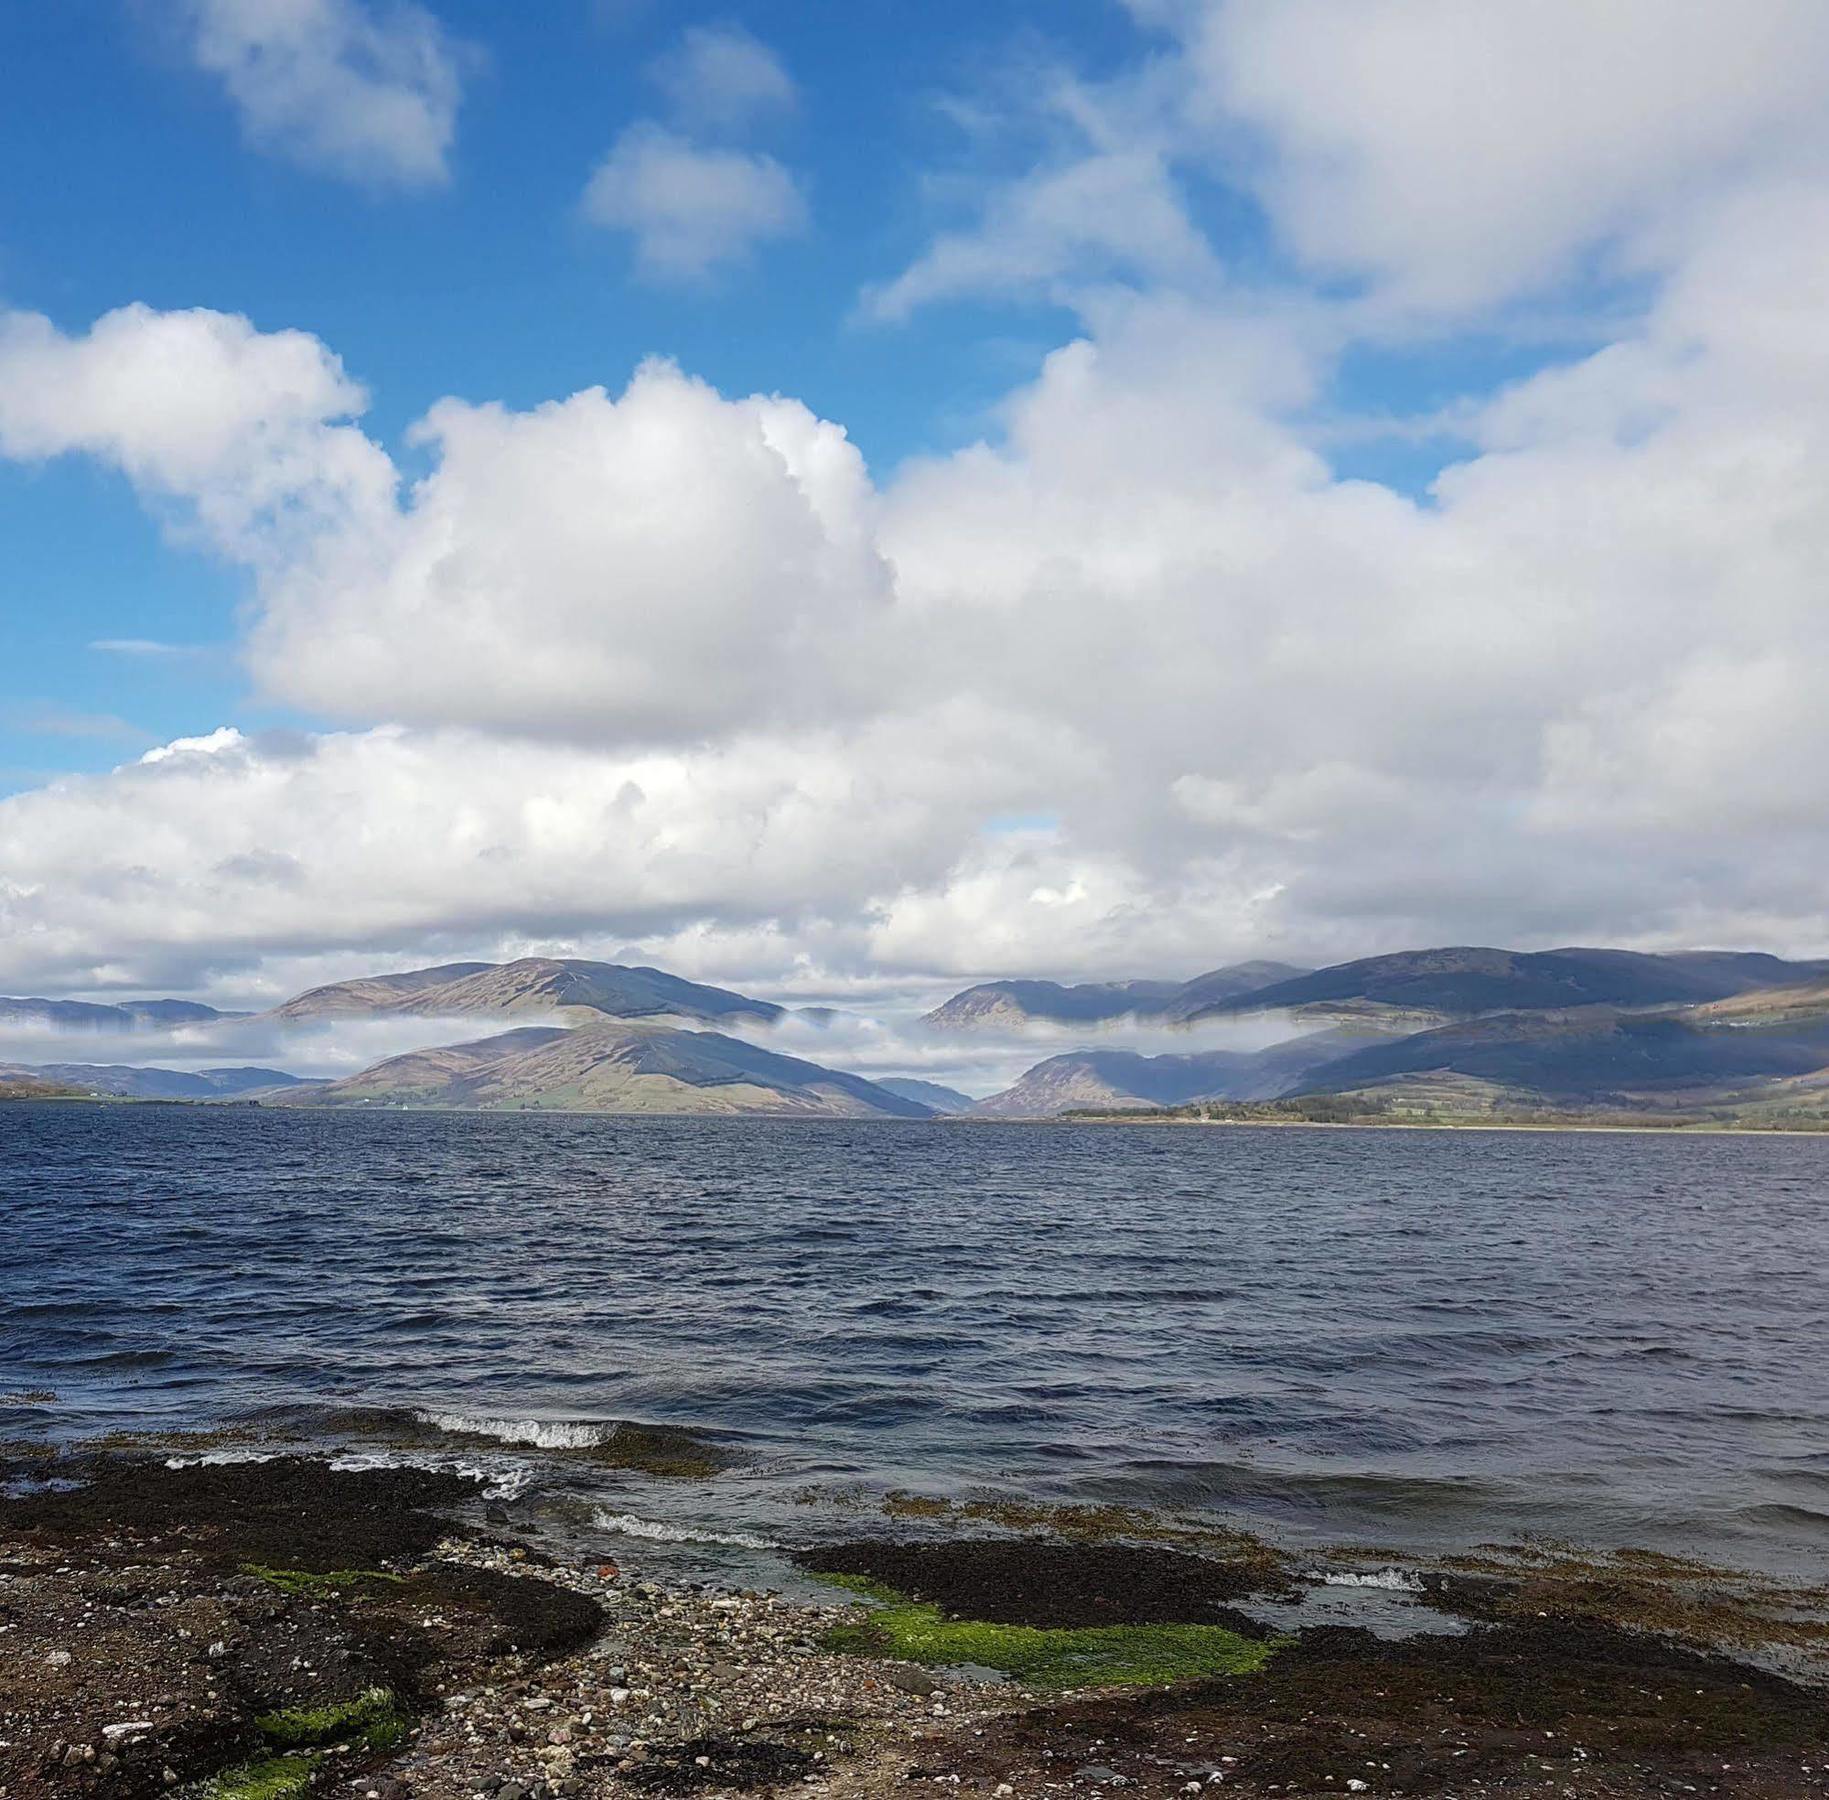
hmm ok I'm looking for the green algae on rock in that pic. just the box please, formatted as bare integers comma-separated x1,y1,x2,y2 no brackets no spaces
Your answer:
877,1494,1290,1568
816,1575,1279,1689
584,1421,730,1478
254,1685,404,1750
196,1751,318,1800
242,1564,406,1597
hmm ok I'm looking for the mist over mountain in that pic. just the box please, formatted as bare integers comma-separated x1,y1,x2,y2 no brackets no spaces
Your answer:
924,963,1307,1031
1177,948,1829,1028
944,951,1829,1121
0,1064,304,1101
1302,981,1829,1107
875,1077,977,1113
0,997,243,1031
14,943,1829,1125
970,1027,1385,1118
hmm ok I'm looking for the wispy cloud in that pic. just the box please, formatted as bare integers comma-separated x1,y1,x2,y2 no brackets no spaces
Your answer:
6,704,146,743
89,637,219,660
648,23,796,133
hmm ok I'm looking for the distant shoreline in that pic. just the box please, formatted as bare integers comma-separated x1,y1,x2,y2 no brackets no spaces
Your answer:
9,1090,1829,1135
1051,1109,1829,1137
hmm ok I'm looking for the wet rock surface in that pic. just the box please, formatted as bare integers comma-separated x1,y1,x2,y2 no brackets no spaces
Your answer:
0,1458,598,1800
0,1456,480,1573
789,1540,1293,1628
879,1616,1829,1797
6,1455,1829,1799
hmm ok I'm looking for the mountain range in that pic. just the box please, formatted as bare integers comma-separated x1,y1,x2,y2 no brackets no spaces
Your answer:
987,978,1829,1126
921,962,1306,1030
927,946,1829,1034
12,944,1829,1125
1297,980,1829,1108
0,1063,303,1101
1174,946,1829,1027
968,1027,1384,1118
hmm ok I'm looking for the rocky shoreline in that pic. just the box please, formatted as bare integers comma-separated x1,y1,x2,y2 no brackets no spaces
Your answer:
5,1454,1829,1800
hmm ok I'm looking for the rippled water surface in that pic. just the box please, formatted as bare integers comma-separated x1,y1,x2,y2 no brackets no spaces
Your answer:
5,1104,1828,1577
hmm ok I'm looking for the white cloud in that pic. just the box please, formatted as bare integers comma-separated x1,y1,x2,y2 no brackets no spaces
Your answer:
0,712,1048,992
0,303,390,559
1186,0,1829,311
883,0,1829,320
648,23,796,131
581,124,807,280
864,147,1219,321
866,54,1220,321
181,0,470,189
139,726,247,765
250,359,889,742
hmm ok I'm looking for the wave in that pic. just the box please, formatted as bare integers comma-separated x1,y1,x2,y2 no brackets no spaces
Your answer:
1092,1459,1512,1517
329,1445,534,1500
592,1509,774,1550
1736,1502,1829,1535
1315,1567,1425,1592
159,1442,533,1501
413,1410,612,1450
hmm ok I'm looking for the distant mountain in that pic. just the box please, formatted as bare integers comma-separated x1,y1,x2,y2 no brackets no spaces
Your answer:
923,979,1181,1032
270,1022,930,1118
1178,947,1829,1027
0,1073,90,1101
271,957,783,1028
269,962,494,1017
1162,962,1315,1019
874,1077,976,1113
923,962,1307,1031
1686,977,1829,1027
0,996,243,1031
972,1027,1379,1118
3,1063,305,1100
1297,984,1829,1106
971,1048,1257,1117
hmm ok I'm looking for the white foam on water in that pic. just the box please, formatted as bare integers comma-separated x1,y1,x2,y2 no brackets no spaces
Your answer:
164,1450,277,1468
159,1441,530,1498
415,1410,610,1451
593,1509,775,1550
327,1444,534,1500
1316,1567,1426,1592
159,1444,521,1498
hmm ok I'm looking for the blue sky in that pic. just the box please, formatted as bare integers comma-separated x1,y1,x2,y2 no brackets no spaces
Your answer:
3,1,1828,999
3,0,1167,787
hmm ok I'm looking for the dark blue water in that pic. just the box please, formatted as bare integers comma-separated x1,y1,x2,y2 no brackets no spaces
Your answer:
4,1103,1829,1578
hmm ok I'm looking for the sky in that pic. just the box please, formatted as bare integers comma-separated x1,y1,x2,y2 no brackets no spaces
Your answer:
3,0,1829,1007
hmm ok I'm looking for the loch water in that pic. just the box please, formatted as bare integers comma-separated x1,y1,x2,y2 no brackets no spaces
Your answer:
4,1103,1828,1580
